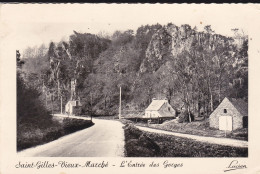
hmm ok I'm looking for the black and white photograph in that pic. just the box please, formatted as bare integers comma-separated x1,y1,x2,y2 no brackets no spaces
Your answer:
1,3,260,174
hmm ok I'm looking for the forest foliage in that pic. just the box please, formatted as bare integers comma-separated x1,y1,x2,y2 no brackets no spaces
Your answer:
19,23,248,118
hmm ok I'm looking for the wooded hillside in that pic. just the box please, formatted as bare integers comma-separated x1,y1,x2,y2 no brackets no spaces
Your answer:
20,23,248,118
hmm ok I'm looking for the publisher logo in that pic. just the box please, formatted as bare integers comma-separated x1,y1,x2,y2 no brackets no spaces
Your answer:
224,160,247,172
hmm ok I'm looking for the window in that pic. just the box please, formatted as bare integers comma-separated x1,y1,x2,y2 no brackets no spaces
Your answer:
168,107,170,111
224,109,227,113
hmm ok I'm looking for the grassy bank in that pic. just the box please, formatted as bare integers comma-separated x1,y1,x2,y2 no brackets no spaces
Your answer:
148,119,248,141
127,118,248,141
123,124,248,157
17,118,94,151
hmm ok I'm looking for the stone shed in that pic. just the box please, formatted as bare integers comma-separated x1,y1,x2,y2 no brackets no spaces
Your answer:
209,97,248,131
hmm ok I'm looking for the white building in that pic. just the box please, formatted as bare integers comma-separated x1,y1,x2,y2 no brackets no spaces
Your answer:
65,100,82,115
145,99,176,118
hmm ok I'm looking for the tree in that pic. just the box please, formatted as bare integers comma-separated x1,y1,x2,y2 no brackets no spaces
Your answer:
17,49,52,128
204,25,215,34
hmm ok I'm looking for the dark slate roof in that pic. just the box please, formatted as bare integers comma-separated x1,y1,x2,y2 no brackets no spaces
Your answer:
229,98,248,116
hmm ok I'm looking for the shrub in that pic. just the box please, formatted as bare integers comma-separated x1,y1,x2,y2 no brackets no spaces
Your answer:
178,111,194,123
63,119,94,134
124,124,142,139
123,124,160,157
138,134,160,154
17,118,94,151
17,73,53,130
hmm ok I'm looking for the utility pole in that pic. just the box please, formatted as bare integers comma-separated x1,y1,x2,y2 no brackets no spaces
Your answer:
51,93,53,115
119,86,122,119
60,95,63,114
91,93,93,121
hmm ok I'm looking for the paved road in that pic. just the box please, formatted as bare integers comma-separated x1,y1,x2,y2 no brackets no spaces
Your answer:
18,118,125,157
53,114,91,120
136,126,248,148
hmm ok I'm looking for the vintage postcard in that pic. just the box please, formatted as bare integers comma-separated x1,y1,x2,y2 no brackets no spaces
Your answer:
0,3,260,174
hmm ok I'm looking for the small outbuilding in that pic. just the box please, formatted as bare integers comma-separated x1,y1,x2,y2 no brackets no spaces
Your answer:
209,97,248,131
145,99,176,118
65,100,82,116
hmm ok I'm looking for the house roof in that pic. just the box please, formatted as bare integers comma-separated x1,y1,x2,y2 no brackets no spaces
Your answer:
67,100,82,107
158,109,174,117
145,100,168,111
228,98,248,116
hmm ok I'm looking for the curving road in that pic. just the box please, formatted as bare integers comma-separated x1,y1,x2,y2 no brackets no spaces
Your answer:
18,118,125,157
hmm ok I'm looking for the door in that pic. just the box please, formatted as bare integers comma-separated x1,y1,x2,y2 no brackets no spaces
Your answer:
219,116,232,131
243,116,248,128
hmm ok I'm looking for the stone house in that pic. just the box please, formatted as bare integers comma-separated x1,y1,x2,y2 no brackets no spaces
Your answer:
209,97,248,131
145,99,176,118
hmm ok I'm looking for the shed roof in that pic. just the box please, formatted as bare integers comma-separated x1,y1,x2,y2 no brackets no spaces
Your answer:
145,99,168,111
228,98,248,116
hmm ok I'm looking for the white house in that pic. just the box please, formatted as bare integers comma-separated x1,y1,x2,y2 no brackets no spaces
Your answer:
65,100,82,115
145,99,176,118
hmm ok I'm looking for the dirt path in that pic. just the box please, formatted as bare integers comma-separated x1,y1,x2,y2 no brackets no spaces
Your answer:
136,126,248,148
18,119,125,157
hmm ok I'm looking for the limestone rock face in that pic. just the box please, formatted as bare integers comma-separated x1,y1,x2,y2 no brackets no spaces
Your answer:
141,24,197,73
140,23,237,75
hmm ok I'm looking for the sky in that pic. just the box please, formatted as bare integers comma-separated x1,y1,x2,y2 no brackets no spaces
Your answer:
0,4,255,53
